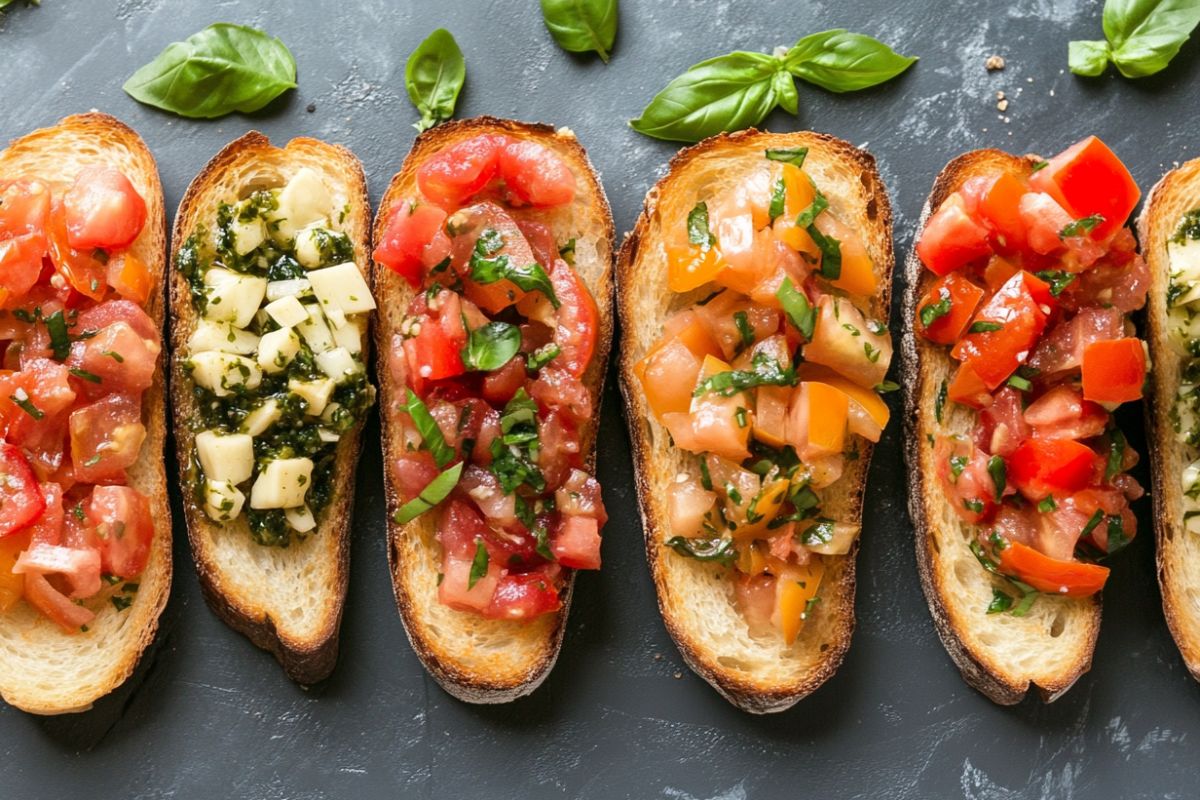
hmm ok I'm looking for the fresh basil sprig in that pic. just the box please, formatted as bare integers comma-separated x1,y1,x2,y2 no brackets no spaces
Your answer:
393,461,464,525
124,23,297,119
470,229,561,308
540,0,618,62
462,321,522,372
406,28,466,132
776,278,816,340
631,30,916,142
404,389,455,468
1070,0,1200,78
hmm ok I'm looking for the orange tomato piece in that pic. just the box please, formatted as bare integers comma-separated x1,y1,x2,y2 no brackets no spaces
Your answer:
788,381,849,458
667,242,726,293
796,363,891,433
753,385,790,447
773,558,824,645
106,252,152,304
997,540,1110,597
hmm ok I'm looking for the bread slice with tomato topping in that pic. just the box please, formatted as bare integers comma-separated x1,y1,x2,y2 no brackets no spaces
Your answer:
902,149,1110,705
169,133,372,684
618,130,895,713
374,118,614,703
0,113,170,714
1142,157,1200,682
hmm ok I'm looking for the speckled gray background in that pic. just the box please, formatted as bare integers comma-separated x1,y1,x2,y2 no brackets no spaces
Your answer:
1,1,1198,798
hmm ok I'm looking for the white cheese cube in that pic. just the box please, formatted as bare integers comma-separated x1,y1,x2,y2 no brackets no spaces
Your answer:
250,457,314,510
203,268,267,328
266,278,312,303
269,168,332,242
241,399,281,436
1170,238,1200,288
257,327,301,373
317,428,340,443
203,479,246,523
195,430,254,484
331,316,363,355
231,215,267,256
294,223,334,268
284,505,317,533
319,402,342,425
188,351,262,397
308,262,377,324
187,320,259,355
289,377,336,416
315,346,361,382
296,305,335,353
265,295,309,328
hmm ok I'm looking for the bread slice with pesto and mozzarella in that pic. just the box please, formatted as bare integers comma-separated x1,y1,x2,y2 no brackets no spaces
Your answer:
169,132,374,684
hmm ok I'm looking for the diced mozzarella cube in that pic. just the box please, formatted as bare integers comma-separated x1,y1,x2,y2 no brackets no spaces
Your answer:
265,295,309,328
317,428,340,443
195,430,254,484
250,457,314,510
296,305,335,353
289,377,336,416
203,479,246,523
269,168,332,242
257,327,301,373
319,402,342,425
285,505,317,533
266,278,312,303
1170,239,1200,288
187,320,259,355
241,399,281,436
308,262,377,324
203,268,267,328
331,316,363,355
231,215,267,256
315,346,360,382
188,351,262,397
294,223,334,268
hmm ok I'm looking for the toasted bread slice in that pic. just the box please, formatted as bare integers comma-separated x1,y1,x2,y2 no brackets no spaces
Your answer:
170,132,371,684
617,130,895,713
0,112,170,715
374,117,614,703
901,150,1101,705
1141,157,1200,681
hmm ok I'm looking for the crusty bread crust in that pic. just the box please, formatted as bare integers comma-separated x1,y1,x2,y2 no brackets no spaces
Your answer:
373,117,614,703
170,132,371,684
0,113,170,715
617,130,894,713
1140,157,1200,682
901,149,1101,705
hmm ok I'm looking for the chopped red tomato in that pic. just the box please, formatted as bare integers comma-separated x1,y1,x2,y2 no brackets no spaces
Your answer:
417,134,504,206
0,443,45,537
947,361,991,409
1081,337,1145,404
1023,386,1108,440
76,320,160,393
916,272,985,345
997,540,1109,597
373,203,448,287
481,355,527,405
23,572,95,632
104,252,153,304
69,393,146,483
46,198,109,301
88,485,153,578
13,543,101,599
551,515,601,570
486,569,562,620
916,193,993,275
951,271,1050,389
403,290,467,391
975,172,1028,252
63,167,147,251
548,258,598,377
1028,135,1139,241
498,139,576,207
1007,438,1098,501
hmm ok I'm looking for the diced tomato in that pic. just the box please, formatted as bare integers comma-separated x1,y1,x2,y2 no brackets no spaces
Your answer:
787,381,849,461
694,291,780,361
529,366,592,426
46,198,109,301
105,252,153,304
1029,136,1139,241
417,134,505,206
548,259,598,377
498,139,576,207
2,359,76,449
951,271,1049,389
0,179,51,237
63,167,147,250
667,478,717,538
554,468,607,524
75,298,159,343
392,451,440,501
1017,192,1105,268
636,337,705,419
0,443,45,536
450,203,536,313
1023,386,1109,440
0,530,28,611
551,515,601,570
88,485,153,578
935,436,997,524
23,572,94,632
996,540,1109,597
485,570,561,620
976,172,1029,253
537,408,582,489
947,362,991,410
1028,306,1124,376
403,291,467,390
373,202,448,287
77,320,160,393
1007,438,1098,501
27,483,65,546
69,393,146,483
13,543,102,599
456,465,517,529
0,234,47,308
978,386,1031,457
916,272,985,345
1081,338,1145,404
667,242,726,292
815,211,877,297
916,193,993,275
802,295,890,389
481,355,527,405
661,355,750,460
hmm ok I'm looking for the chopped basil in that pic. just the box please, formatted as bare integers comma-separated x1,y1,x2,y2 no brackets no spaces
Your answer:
9,389,43,420
1106,514,1129,555
468,538,489,589
1081,508,1105,540
1030,160,1049,173
526,342,561,371
404,390,456,468
111,594,134,612
687,201,716,247
963,498,984,513
987,455,1006,502
558,238,576,265
935,380,947,424
764,147,808,167
469,229,559,308
692,352,796,398
1059,213,1105,239
768,177,787,223
665,535,737,565
46,310,71,360
919,290,951,327
949,454,968,479
393,461,464,525
864,342,881,363
1034,269,1077,297
875,380,900,393
1006,374,1032,392
698,457,713,490
970,539,1038,616
489,390,545,494
776,277,816,340
69,368,102,384
800,518,836,547
735,406,748,428
795,190,828,228
1105,428,1126,482
462,321,522,372
986,588,1014,614
1038,496,1057,512
733,310,754,352
103,350,125,363
968,321,1003,334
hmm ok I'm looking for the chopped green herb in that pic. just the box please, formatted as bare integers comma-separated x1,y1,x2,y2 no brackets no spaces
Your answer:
920,291,952,328
987,588,1014,614
1059,213,1105,239
768,177,787,223
733,310,754,352
46,310,71,361
468,538,489,589
1038,496,1057,513
687,201,716,247
764,147,808,167
665,535,737,565
776,278,816,340
987,455,1006,502
1105,428,1126,482
9,389,43,420
969,321,1003,334
1006,374,1033,392
469,229,560,307
875,380,900,394
393,461,464,524
1034,269,1077,297
69,368,102,384
404,389,455,468
692,352,796,398
935,380,947,424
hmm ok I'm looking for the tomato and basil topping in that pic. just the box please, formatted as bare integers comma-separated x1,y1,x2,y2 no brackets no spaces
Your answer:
374,132,604,622
637,147,893,645
914,136,1147,610
0,169,156,632
178,168,376,546
1167,208,1200,533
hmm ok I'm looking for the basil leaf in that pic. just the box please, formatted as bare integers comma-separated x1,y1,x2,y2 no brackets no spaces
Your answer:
1069,40,1112,76
1071,0,1200,78
1035,269,1077,297
935,379,947,424
393,461,464,525
768,178,787,223
665,535,737,566
1106,428,1127,482
45,310,70,361
987,588,1014,614
123,23,297,119
777,278,816,340
919,291,952,328
1059,213,1105,238
687,201,716,247
784,29,917,93
405,28,466,133
795,190,829,228
469,230,560,307
462,321,522,372
630,51,785,143
404,389,456,468
808,221,842,280
693,352,796,398
765,147,808,167
969,321,1003,333
987,455,1007,502
540,0,618,62
467,538,490,589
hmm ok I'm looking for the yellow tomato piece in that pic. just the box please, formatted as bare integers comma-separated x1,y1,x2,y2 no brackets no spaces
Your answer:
813,212,877,297
667,243,726,293
736,541,769,575
732,478,790,540
752,385,790,447
796,381,849,456
796,364,891,432
0,532,30,613
773,557,825,645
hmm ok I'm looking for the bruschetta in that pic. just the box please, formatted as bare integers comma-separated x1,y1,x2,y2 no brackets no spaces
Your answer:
0,112,170,714
618,130,897,713
1142,156,1200,681
903,137,1147,704
169,133,375,684
372,117,614,703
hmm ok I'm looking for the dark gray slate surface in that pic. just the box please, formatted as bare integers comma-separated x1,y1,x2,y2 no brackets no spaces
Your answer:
1,1,1198,798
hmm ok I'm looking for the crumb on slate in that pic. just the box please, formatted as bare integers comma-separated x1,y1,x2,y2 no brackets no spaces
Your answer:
985,54,1005,71
673,671,683,679
306,103,316,113
996,91,1009,112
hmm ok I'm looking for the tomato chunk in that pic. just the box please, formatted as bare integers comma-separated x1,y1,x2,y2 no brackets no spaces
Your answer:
976,172,1028,253
951,271,1049,389
417,134,504,206
69,393,146,483
916,272,985,345
916,193,993,276
548,259,598,377
0,443,45,536
63,167,147,251
1081,337,1145,404
997,540,1109,597
88,485,154,578
1029,136,1138,241
498,139,576,207
373,203,447,287
1007,438,1098,501
485,570,561,620
551,515,602,570
23,571,94,632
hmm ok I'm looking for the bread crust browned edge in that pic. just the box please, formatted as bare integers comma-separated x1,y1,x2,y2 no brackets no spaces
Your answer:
900,149,1102,705
169,132,371,685
0,112,170,714
372,117,615,702
616,129,894,713
1139,158,1200,682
